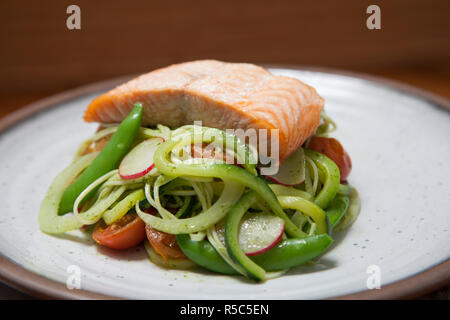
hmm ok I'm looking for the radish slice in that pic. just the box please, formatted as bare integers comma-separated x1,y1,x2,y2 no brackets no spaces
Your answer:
216,213,285,256
265,148,305,186
119,137,164,180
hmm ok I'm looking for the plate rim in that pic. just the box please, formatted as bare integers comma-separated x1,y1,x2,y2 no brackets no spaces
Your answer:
0,66,448,300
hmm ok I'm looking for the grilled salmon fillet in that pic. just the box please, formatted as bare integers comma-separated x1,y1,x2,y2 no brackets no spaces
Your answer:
84,60,324,163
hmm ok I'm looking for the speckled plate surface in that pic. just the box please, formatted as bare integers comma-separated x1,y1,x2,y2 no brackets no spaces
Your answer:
0,68,449,299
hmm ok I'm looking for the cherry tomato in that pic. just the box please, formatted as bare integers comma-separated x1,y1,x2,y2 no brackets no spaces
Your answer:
81,134,112,155
145,224,187,261
93,213,146,250
307,137,352,182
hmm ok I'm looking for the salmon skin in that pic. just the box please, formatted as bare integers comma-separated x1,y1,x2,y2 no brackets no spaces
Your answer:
84,60,324,163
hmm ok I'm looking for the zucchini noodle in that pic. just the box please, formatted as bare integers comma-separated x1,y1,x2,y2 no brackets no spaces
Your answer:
314,111,337,137
73,170,125,225
189,181,209,211
140,125,171,140
269,184,313,201
189,231,206,242
152,175,177,220
102,172,147,187
136,180,244,234
278,196,328,235
175,196,192,218
292,211,307,228
206,225,247,276
334,186,361,232
165,190,197,196
102,189,145,225
39,152,98,234
305,155,319,196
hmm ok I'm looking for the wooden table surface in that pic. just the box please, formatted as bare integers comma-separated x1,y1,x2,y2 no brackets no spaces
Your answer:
0,69,448,300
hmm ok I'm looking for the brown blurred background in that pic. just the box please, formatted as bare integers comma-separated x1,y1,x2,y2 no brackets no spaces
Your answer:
0,0,449,299
1,0,450,116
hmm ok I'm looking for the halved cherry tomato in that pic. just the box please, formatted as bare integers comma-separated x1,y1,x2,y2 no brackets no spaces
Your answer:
142,207,187,261
145,225,187,261
307,136,352,182
93,213,146,250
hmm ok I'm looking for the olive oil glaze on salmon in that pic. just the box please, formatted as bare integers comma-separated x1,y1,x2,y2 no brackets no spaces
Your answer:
84,60,324,163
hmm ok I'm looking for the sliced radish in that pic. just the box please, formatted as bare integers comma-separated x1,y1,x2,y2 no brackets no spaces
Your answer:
119,137,164,180
265,148,305,186
216,213,285,256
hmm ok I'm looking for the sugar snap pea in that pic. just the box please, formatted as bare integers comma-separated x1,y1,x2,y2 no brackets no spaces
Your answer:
176,233,333,276
58,103,143,215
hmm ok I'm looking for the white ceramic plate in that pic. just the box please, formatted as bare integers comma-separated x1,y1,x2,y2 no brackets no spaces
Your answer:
0,68,449,299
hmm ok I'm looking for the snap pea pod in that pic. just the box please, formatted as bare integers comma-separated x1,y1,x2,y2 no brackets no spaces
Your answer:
176,233,333,275
251,235,333,270
58,103,143,215
326,194,350,228
225,191,266,281
154,138,305,238
304,149,340,209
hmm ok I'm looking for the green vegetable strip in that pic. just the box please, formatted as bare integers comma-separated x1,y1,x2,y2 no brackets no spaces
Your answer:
78,189,126,224
154,138,306,238
304,149,340,209
136,181,244,234
277,196,328,234
58,103,143,215
334,186,361,232
206,225,247,276
175,196,193,218
225,191,266,281
103,189,146,225
170,127,258,175
39,152,98,234
269,184,313,201
337,184,351,196
314,110,337,137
